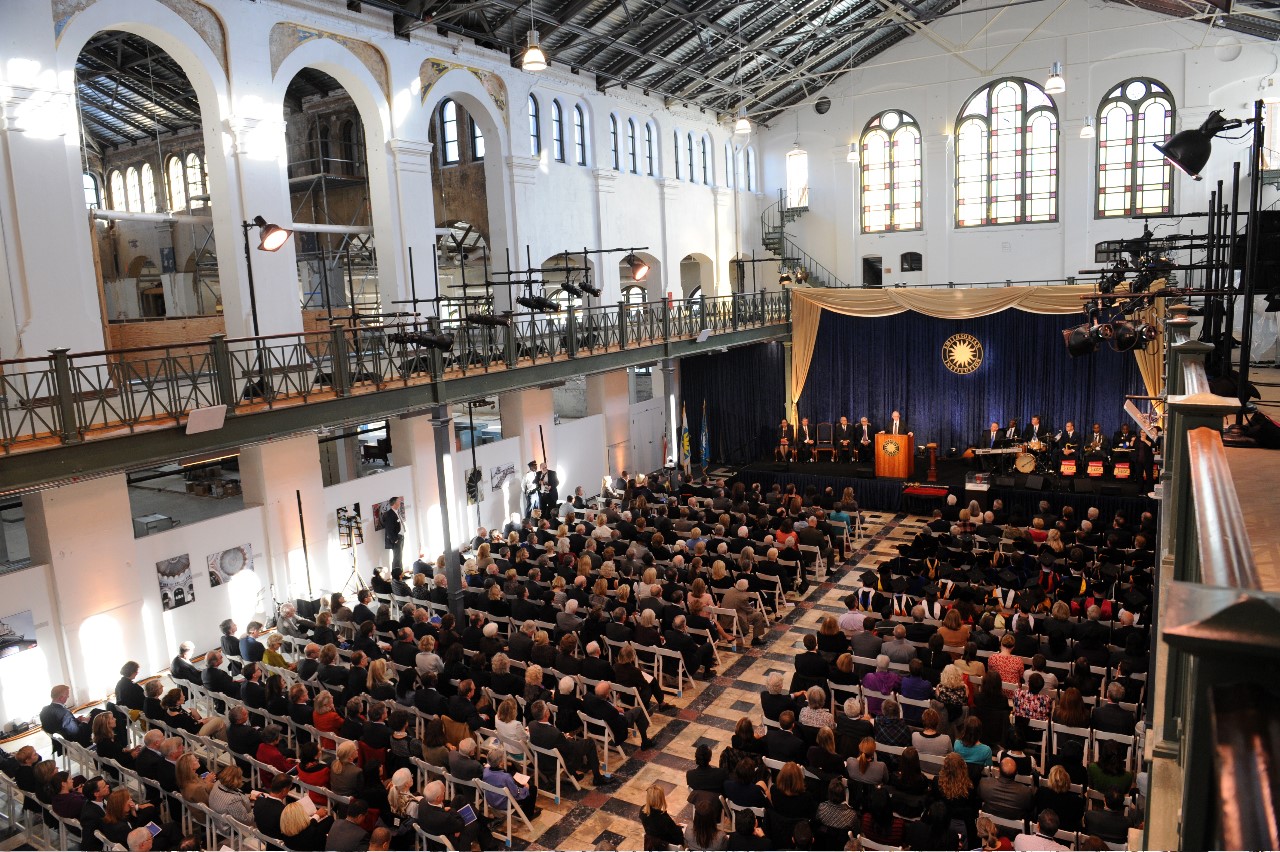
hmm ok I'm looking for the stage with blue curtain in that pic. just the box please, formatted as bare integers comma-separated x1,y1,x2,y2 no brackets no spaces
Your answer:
681,341,786,465
797,309,1144,452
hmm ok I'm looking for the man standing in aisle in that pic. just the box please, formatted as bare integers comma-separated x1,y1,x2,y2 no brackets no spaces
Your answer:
522,461,539,517
381,496,404,573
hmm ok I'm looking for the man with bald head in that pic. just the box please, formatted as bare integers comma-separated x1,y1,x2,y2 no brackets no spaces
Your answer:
583,681,655,750
979,756,1034,820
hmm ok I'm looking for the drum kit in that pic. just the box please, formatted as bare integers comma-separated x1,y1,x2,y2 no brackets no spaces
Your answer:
1012,439,1054,475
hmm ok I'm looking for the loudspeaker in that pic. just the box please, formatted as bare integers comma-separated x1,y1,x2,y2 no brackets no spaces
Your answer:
1025,474,1045,491
995,476,1016,488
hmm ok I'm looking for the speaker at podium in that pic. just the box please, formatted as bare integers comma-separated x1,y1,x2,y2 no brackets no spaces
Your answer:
874,433,915,479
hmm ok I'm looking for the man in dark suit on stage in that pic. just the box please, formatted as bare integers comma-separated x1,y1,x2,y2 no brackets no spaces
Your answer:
1059,421,1081,461
1003,418,1020,443
1085,423,1110,456
881,410,911,437
983,421,1002,450
835,416,854,463
796,417,816,462
1022,415,1052,446
855,416,875,462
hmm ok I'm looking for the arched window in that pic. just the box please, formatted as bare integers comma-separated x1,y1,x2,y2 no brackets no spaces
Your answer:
644,123,655,175
621,285,647,306
440,99,460,164
785,147,808,208
319,125,332,172
700,137,709,185
1097,78,1174,217
139,163,157,213
627,119,638,173
83,173,100,209
547,289,575,312
108,170,125,211
339,120,357,174
745,148,756,192
528,95,541,156
955,78,1058,226
185,152,205,208
573,105,587,165
166,156,186,211
471,118,485,161
551,100,565,162
610,115,620,170
673,131,681,180
860,110,922,233
125,167,142,212
900,251,923,272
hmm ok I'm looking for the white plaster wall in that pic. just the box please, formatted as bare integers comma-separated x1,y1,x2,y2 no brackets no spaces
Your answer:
321,464,416,580
749,0,1280,286
553,413,607,502
450,436,523,537
0,563,62,729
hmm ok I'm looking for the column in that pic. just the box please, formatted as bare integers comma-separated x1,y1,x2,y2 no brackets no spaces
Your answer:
238,434,330,602
318,436,362,488
389,140,438,316
499,387,556,467
586,370,631,475
592,169,623,302
429,405,463,619
388,413,447,559
711,187,733,296
502,156,541,313
661,359,679,466
23,475,146,703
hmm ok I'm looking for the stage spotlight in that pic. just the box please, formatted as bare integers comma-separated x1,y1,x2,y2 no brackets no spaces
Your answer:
1110,321,1158,352
465,313,511,327
624,253,650,281
1154,109,1243,180
580,282,602,297
517,295,560,312
1062,323,1108,357
387,330,454,350
560,281,584,297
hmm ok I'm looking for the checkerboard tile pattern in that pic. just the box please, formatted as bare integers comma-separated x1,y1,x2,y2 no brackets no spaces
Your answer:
513,511,925,851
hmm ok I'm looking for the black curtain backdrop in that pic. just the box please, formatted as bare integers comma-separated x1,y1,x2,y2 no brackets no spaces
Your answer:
798,310,1143,453
682,341,785,465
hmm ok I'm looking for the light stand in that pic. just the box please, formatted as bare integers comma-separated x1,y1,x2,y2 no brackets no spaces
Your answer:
1227,100,1265,438
241,216,293,398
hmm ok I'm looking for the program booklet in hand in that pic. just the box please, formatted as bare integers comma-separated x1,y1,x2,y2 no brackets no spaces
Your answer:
513,772,530,786
298,795,317,817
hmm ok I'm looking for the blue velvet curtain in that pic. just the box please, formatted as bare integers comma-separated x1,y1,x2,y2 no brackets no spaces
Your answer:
797,310,1143,452
682,341,785,464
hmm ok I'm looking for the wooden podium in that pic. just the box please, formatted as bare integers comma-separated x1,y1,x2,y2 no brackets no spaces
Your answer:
875,433,915,479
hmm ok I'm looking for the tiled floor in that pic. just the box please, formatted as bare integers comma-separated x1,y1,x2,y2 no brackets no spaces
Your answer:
514,509,925,851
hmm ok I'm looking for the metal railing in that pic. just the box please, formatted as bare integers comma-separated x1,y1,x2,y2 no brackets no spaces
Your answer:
1145,306,1280,852
0,290,789,455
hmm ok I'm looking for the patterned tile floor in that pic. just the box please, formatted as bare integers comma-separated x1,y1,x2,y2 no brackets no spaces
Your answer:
515,510,927,851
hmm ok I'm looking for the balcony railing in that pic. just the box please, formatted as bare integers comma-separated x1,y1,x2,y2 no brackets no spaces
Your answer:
0,291,789,456
1147,306,1280,851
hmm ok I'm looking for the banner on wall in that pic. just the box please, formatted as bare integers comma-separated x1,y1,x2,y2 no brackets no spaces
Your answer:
680,403,690,471
156,554,195,611
0,609,37,659
207,544,254,587
701,399,711,466
490,463,516,493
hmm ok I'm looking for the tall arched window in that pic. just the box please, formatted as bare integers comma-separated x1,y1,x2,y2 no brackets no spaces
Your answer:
83,173,100,209
185,153,205,208
785,147,808,208
745,148,756,192
125,167,142,212
440,99,460,164
551,100,565,162
627,119,638,173
139,163,157,212
528,95,541,156
166,156,186,211
610,115,620,170
319,125,332,172
471,119,485,161
573,105,587,165
955,78,1058,227
644,123,655,175
686,134,695,183
621,285,647,307
339,120,356,174
860,110,922,233
109,170,125,211
673,131,682,180
1097,78,1174,217
700,137,709,184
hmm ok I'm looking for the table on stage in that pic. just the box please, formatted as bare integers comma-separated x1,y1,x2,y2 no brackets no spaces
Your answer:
874,433,915,479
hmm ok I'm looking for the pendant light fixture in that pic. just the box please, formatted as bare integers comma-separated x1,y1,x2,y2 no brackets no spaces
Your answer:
522,2,547,72
846,142,859,164
1045,62,1066,94
1080,116,1096,139
734,105,751,135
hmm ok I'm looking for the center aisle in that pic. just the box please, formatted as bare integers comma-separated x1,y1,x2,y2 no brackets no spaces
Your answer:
519,509,922,851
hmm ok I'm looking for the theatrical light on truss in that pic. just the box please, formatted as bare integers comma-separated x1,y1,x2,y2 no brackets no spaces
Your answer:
521,29,548,72
624,253,650,281
1109,321,1159,352
387,330,454,350
560,280,584,297
580,282,602,297
1044,62,1066,95
464,313,511,327
249,215,292,252
1154,109,1246,181
1080,116,1095,139
734,105,752,135
517,294,560,312
846,142,860,164
1062,322,1111,357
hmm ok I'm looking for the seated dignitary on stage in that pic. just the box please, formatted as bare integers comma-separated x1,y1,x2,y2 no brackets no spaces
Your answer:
981,422,1003,451
1003,418,1020,444
1084,423,1110,460
855,417,875,462
775,418,796,462
797,417,817,462
880,410,911,437
835,416,855,463
1112,423,1137,452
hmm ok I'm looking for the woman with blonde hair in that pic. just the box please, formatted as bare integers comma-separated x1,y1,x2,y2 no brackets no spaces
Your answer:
975,815,1013,851
846,736,887,786
263,632,291,670
1034,763,1085,832
329,740,363,796
279,798,333,850
530,630,555,667
495,697,530,762
416,634,443,678
523,664,550,706
640,783,685,848
366,658,396,700
709,559,732,590
688,577,713,610
176,752,213,808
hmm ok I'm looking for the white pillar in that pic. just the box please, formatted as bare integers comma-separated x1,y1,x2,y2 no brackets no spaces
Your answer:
500,387,556,468
389,140,439,316
389,413,449,558
586,369,631,475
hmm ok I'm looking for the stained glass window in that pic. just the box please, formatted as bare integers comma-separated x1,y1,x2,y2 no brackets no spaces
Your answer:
955,78,1058,227
860,110,921,233
1097,78,1174,217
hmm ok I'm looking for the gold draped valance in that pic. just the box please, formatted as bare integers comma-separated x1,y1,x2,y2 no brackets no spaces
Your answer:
788,285,1161,416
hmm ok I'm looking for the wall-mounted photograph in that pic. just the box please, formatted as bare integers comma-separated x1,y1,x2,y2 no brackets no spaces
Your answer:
0,610,37,659
207,544,254,587
156,554,195,611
